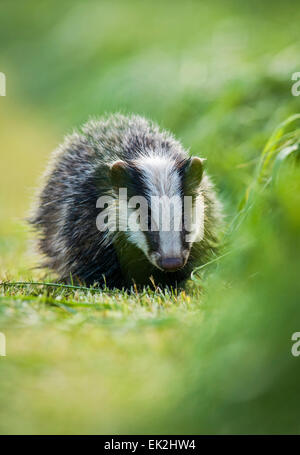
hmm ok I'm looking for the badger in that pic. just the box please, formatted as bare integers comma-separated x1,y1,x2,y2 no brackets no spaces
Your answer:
30,114,222,289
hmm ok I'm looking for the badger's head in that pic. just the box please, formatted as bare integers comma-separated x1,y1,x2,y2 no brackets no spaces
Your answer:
110,154,205,272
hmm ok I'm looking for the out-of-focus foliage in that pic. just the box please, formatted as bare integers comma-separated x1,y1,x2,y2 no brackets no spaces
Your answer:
0,0,300,434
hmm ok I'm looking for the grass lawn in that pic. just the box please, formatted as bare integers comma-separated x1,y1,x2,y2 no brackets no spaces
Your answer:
0,0,300,434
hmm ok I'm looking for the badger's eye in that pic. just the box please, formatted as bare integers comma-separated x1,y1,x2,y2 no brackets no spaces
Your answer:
131,204,149,231
146,205,151,231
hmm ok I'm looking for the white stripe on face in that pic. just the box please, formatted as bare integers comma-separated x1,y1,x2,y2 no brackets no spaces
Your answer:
135,155,183,258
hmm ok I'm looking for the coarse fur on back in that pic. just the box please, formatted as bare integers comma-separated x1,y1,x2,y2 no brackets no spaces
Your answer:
30,114,222,289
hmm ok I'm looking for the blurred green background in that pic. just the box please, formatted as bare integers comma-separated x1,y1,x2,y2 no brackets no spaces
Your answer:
0,0,300,434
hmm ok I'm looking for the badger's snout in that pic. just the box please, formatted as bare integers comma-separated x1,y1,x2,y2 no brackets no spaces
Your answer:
159,256,184,272
149,242,190,272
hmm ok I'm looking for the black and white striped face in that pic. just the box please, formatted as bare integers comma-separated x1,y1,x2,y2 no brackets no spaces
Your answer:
110,154,204,272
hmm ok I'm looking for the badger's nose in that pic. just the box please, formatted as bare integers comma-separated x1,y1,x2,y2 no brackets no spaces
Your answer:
160,257,184,272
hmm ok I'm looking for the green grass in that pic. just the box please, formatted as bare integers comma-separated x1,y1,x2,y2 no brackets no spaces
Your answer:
1,0,300,434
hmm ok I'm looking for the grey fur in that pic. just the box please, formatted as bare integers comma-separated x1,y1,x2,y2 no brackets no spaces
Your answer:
29,114,222,289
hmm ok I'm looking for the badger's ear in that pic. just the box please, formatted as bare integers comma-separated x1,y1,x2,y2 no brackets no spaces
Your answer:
184,156,205,189
110,160,129,189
